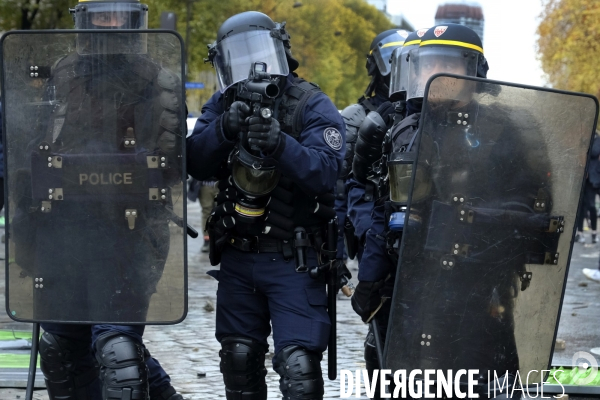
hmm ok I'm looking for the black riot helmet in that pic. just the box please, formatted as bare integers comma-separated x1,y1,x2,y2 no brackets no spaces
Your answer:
69,0,149,55
207,11,298,92
407,23,488,100
365,29,409,98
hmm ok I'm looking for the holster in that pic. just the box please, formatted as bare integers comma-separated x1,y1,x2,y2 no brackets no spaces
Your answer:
343,218,358,260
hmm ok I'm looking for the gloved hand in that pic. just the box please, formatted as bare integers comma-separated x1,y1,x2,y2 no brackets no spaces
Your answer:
333,259,352,293
247,116,281,154
222,101,251,141
351,280,385,323
375,101,396,127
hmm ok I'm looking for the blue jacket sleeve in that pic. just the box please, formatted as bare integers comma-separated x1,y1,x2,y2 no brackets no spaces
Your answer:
186,91,235,180
357,203,394,282
346,178,375,239
264,92,345,195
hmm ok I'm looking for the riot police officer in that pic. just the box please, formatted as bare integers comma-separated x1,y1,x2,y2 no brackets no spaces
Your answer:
187,11,345,400
9,1,185,399
340,29,409,264
351,24,491,397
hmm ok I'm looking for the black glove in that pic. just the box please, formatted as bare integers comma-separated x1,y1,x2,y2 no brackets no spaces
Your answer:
222,101,251,141
333,259,352,293
375,101,396,127
247,116,281,154
351,280,384,323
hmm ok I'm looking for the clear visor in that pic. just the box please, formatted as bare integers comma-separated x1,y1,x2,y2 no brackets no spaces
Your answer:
213,30,289,92
372,35,405,77
232,159,281,197
74,4,149,55
407,46,479,100
74,3,148,30
389,43,418,98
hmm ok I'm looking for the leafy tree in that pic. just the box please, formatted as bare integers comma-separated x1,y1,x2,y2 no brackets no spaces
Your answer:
0,0,73,30
537,0,600,97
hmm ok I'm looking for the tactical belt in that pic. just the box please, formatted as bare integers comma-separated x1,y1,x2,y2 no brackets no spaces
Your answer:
228,236,294,259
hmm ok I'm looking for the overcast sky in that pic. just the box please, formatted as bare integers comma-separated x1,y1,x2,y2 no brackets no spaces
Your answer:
386,0,547,87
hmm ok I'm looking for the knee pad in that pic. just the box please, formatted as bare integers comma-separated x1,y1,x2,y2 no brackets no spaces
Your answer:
94,332,149,400
273,346,324,400
39,332,100,400
219,336,267,400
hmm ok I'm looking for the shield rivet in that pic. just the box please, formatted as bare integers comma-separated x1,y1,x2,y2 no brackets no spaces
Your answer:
541,203,545,207
131,140,136,145
39,284,43,288
44,146,49,150
30,66,34,71
457,120,461,125
421,341,425,345
161,163,166,168
47,163,52,168
455,244,459,249
161,157,166,161
427,335,431,339
35,278,39,282
125,140,130,145
462,121,467,125
422,334,426,338
41,207,45,211
454,250,458,254
554,260,558,264
453,196,458,201
47,157,52,162
35,284,39,288
30,73,34,77
460,210,465,215
39,278,43,282
449,262,454,266
49,195,53,200
49,189,53,194
161,195,166,200
464,114,469,118
459,198,464,202
442,261,448,266
458,113,463,117
426,342,430,346
126,211,131,217
39,145,44,150
161,189,166,194
459,218,464,221
132,211,137,216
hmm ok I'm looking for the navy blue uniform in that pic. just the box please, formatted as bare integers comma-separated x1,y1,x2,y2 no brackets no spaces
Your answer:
187,73,345,359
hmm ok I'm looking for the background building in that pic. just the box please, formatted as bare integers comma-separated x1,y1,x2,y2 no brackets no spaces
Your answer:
366,0,414,31
435,1,484,44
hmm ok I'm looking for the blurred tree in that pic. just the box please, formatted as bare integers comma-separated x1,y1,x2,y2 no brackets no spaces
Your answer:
0,0,73,30
538,0,600,97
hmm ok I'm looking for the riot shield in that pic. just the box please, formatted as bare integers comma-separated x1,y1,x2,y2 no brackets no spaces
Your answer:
1,31,187,324
384,74,599,388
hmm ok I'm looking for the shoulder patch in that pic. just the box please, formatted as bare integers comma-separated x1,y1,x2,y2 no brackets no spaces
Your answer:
323,127,343,151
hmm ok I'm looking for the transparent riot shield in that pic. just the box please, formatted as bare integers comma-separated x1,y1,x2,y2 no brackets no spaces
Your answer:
384,74,598,388
1,31,187,324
